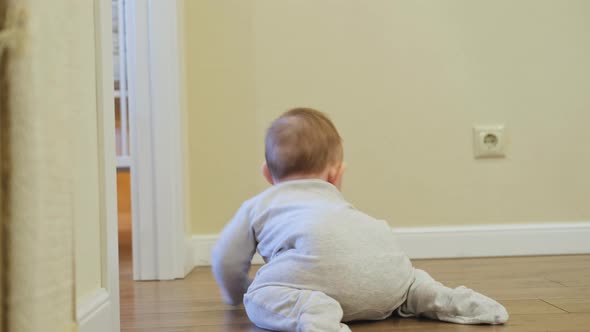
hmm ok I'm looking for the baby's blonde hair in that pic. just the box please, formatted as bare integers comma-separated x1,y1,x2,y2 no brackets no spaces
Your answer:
265,108,343,180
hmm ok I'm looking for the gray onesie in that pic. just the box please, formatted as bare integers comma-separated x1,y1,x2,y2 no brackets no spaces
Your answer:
212,179,508,332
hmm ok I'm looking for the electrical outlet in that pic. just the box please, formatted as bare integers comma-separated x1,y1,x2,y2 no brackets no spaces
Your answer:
473,125,506,158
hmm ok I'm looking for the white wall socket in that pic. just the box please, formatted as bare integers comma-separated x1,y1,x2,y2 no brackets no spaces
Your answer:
473,125,506,158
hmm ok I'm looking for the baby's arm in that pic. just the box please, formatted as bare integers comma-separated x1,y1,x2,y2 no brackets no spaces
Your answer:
211,203,257,305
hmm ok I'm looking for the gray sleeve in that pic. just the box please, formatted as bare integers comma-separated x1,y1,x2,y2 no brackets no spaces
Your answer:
211,203,257,305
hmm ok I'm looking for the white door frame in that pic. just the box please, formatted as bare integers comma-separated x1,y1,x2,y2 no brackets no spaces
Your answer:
79,1,121,331
125,0,189,280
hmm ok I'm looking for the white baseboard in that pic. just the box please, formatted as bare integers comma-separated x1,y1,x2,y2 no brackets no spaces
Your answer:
191,222,590,266
77,288,113,332
393,222,590,259
184,236,196,276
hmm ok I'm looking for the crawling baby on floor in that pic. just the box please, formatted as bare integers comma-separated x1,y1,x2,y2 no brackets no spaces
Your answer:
212,108,508,331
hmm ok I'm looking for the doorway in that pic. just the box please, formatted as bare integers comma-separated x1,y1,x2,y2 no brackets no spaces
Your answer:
113,0,133,280
110,0,190,282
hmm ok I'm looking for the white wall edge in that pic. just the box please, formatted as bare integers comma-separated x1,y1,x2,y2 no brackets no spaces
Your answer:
192,222,590,266
77,288,112,332
94,0,120,330
185,236,196,275
126,0,187,281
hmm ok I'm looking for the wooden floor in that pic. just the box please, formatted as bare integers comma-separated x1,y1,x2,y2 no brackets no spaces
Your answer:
117,169,132,265
117,173,590,331
120,253,590,331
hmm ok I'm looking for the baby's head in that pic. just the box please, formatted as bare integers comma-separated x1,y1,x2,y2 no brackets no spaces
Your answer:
262,108,345,190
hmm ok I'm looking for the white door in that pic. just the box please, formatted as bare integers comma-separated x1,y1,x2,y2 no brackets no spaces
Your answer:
76,1,121,332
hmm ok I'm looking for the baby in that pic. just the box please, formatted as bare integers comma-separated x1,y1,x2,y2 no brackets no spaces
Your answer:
212,108,508,332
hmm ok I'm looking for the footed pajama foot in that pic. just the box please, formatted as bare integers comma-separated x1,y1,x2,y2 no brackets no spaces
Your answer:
398,269,508,325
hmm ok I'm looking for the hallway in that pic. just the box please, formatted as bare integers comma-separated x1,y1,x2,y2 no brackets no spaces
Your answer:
117,169,132,280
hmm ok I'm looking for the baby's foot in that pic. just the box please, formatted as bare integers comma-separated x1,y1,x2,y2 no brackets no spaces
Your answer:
399,269,508,325
432,285,509,325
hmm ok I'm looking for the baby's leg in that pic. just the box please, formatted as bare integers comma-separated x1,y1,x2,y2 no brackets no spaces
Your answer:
398,269,509,325
244,286,350,332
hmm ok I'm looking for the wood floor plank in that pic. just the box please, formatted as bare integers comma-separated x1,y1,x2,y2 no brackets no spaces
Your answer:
347,313,590,332
436,277,566,291
543,298,590,313
544,271,590,287
502,313,590,332
120,310,253,329
500,299,567,315
472,286,590,301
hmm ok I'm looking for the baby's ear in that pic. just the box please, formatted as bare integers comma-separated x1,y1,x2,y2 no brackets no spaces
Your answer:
328,163,346,191
261,162,275,185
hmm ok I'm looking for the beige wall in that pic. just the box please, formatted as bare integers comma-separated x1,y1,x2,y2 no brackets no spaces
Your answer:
5,0,104,329
69,2,103,304
184,1,590,234
184,0,261,234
